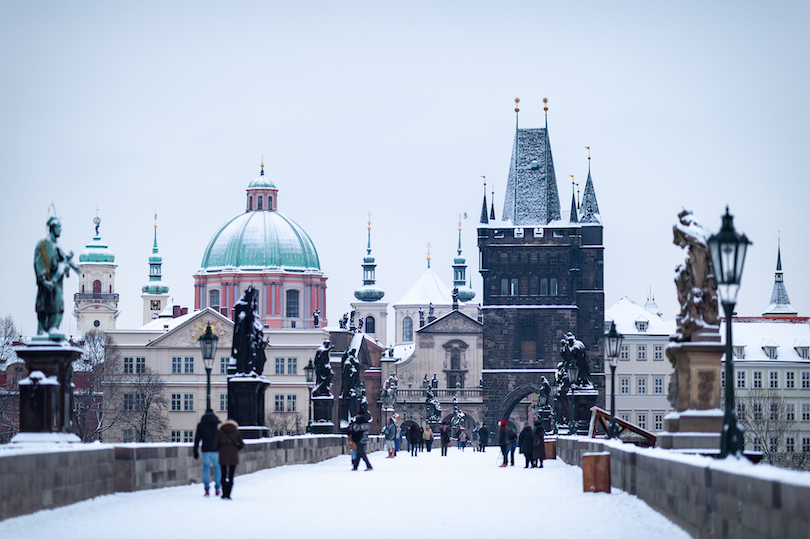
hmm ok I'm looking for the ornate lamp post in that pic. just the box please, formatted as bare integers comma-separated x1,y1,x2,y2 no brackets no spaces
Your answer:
707,207,751,458
304,359,315,433
198,324,218,412
604,321,624,439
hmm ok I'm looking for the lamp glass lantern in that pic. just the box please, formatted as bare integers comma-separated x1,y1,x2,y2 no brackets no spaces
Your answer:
304,359,315,433
604,321,623,439
198,324,219,412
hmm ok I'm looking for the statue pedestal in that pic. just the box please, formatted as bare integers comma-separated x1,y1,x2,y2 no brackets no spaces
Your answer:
312,395,335,434
571,388,598,436
657,340,724,451
228,374,270,439
11,343,82,443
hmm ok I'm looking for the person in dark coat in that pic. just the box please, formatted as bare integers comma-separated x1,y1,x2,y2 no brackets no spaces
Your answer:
532,421,546,468
507,427,518,466
478,424,489,452
518,424,534,468
440,423,451,456
409,423,420,456
350,412,373,471
193,410,222,496
215,419,245,499
498,420,509,467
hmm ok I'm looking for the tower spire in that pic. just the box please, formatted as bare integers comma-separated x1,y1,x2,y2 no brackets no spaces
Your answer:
354,211,384,302
579,148,601,224
490,185,496,221
453,217,475,302
480,176,489,224
764,234,797,317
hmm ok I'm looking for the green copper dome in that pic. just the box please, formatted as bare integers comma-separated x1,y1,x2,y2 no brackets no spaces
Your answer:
201,211,320,271
248,169,276,189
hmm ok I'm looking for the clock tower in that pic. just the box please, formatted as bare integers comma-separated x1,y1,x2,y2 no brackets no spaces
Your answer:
141,214,170,326
74,215,120,333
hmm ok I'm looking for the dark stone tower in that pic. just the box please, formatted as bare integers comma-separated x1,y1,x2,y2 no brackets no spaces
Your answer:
478,119,605,429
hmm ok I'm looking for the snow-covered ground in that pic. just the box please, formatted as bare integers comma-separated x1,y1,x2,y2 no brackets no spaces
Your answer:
0,447,689,538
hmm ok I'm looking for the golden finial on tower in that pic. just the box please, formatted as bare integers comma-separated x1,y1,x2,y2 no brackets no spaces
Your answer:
154,212,158,229
367,211,372,230
514,97,520,114
458,213,462,231
585,146,591,162
426,242,431,268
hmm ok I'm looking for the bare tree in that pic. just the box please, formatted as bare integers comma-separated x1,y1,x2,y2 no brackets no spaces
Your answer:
118,365,170,442
0,315,20,368
736,389,809,470
266,411,302,436
73,331,128,442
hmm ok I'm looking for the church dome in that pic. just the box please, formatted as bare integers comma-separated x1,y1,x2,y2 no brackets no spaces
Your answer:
80,236,115,263
201,210,321,271
248,174,276,189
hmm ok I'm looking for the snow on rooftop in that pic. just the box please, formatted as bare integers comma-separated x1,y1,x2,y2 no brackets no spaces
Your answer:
394,267,453,306
720,317,810,361
606,297,675,335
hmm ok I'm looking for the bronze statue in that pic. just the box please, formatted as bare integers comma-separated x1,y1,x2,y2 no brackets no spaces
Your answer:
34,215,78,338
231,287,266,374
671,209,719,343
560,332,591,387
313,340,334,397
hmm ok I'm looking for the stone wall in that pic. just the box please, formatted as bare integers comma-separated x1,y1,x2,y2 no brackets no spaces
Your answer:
557,437,810,539
0,435,382,521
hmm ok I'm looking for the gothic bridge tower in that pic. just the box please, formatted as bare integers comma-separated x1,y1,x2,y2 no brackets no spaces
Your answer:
478,101,605,429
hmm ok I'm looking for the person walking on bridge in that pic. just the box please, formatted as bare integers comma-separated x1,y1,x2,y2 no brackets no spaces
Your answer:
215,419,245,499
384,417,396,458
423,425,434,452
193,410,221,497
518,423,534,468
498,420,508,467
478,424,489,452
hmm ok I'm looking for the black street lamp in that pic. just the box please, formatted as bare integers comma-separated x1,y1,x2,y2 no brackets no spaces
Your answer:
604,321,624,439
567,361,579,435
198,324,219,413
304,359,315,433
707,206,751,458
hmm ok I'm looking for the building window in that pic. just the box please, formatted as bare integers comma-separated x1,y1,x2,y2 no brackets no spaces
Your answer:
209,290,220,308
654,377,664,395
803,438,810,453
220,357,229,374
764,346,778,359
184,357,194,374
124,357,133,374
770,402,779,421
123,394,134,411
553,230,564,238
287,358,297,375
183,393,194,412
403,317,413,342
637,414,647,430
184,430,194,443
769,371,779,389
802,371,810,389
172,357,181,374
786,437,795,453
549,278,557,296
123,430,135,443
620,414,629,422
257,196,263,210
797,347,809,359
268,196,273,210
753,403,763,421
637,377,647,395
786,371,795,389
620,345,629,361
365,316,376,333
171,394,181,411
274,395,284,412
287,394,297,412
736,402,746,418
220,394,228,411
171,430,181,442
637,346,647,361
501,279,509,296
249,196,253,210
540,279,548,296
275,358,285,375
753,371,763,389
620,378,629,394
737,370,746,389
286,290,300,318
802,403,810,422
769,437,779,453
635,320,648,332
136,357,146,374
721,369,725,389
733,346,746,359
654,414,664,431
654,345,663,360
514,228,524,238
786,403,795,422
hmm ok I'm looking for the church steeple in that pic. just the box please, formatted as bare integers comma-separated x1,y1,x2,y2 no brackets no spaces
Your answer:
501,98,561,226
480,177,489,224
764,236,797,317
453,216,476,303
579,150,601,224
141,214,170,325
354,213,385,302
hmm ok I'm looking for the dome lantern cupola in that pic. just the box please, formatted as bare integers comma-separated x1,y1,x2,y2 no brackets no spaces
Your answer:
452,217,475,303
354,213,385,302
246,161,278,212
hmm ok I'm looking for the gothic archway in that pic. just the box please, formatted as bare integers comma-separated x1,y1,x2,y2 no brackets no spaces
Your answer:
494,383,545,425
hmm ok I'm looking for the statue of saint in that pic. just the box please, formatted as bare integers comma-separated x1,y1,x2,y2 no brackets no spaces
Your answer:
312,340,334,397
340,348,361,417
231,287,266,374
313,309,320,329
538,375,551,407
339,313,348,329
35,216,78,338
381,372,398,408
560,332,591,388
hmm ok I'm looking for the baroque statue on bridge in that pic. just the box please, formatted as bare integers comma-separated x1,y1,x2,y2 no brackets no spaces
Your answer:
232,286,267,375
34,214,79,339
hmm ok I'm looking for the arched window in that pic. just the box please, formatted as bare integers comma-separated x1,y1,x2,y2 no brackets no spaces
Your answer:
365,316,376,334
209,290,220,309
451,349,460,370
249,196,253,210
268,196,273,210
540,278,548,296
93,280,102,294
286,290,300,318
403,316,413,342
257,196,263,210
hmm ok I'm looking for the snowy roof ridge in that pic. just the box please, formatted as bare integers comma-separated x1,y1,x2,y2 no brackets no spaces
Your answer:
394,267,453,306
501,127,561,226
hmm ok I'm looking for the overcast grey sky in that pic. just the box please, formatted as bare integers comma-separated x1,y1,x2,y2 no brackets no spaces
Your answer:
1,1,808,338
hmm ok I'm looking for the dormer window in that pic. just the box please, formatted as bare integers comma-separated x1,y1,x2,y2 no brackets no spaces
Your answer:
514,228,524,238
533,228,544,238
763,346,778,359
733,346,746,359
796,347,809,359
635,320,648,332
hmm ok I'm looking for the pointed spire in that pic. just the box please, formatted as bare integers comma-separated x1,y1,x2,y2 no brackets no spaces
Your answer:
260,157,264,176
152,212,159,253
480,176,489,224
142,213,169,295
579,150,601,224
764,235,797,317
354,212,384,301
490,185,496,221
569,190,579,223
453,217,475,302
